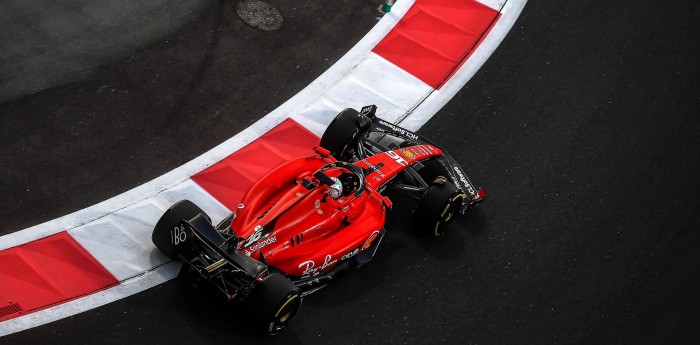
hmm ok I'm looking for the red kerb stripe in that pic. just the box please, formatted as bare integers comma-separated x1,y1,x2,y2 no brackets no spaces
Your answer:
0,232,118,321
373,0,499,89
192,118,320,211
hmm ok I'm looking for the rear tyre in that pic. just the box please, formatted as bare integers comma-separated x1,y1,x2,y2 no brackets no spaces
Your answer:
414,178,465,236
244,273,302,335
152,200,210,259
320,108,367,160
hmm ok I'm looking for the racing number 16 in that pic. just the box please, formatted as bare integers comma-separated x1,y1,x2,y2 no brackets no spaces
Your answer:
243,226,263,247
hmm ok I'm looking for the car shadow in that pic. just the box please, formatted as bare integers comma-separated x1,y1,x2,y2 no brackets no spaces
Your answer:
410,206,488,261
157,200,489,339
456,206,488,238
164,273,264,337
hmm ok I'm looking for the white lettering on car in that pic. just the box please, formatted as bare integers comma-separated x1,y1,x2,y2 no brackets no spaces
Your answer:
171,224,187,245
242,236,277,256
362,159,386,178
378,120,419,140
341,248,359,260
453,166,476,194
386,151,408,166
298,254,338,276
242,225,264,247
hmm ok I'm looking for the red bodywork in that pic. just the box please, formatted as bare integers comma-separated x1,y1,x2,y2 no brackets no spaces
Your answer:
230,144,443,279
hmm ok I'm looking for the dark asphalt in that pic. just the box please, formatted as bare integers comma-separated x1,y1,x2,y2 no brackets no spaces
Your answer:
0,0,378,234
3,0,700,344
0,0,214,103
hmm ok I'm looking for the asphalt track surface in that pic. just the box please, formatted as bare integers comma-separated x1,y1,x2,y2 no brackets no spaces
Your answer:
2,0,700,344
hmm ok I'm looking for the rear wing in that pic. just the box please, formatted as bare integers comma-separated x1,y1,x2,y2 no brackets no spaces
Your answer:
183,214,268,279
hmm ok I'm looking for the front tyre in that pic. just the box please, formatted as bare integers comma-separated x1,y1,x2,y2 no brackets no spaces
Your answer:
415,158,452,186
245,273,302,335
320,108,369,160
414,178,465,236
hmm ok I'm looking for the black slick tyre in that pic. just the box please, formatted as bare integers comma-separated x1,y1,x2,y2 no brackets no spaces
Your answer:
416,158,452,186
152,199,209,259
244,273,302,335
414,178,465,236
320,108,366,160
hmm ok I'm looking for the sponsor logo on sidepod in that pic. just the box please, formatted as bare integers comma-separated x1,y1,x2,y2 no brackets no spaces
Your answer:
299,254,338,276
341,248,360,260
242,236,277,256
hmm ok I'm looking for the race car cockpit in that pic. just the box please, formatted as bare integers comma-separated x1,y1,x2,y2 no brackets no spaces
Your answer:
313,162,365,201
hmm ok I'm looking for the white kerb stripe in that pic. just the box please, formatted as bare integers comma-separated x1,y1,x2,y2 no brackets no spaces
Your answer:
68,179,230,281
477,0,508,11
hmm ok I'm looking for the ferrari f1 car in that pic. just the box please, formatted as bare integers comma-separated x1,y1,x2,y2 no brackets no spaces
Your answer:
151,105,485,334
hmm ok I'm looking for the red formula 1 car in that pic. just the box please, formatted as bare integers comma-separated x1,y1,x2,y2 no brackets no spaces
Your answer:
151,105,485,334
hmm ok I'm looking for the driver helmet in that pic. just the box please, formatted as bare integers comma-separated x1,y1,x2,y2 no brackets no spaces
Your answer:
328,177,343,200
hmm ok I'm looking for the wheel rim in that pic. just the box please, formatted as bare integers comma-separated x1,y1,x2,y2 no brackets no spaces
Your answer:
433,194,465,236
268,294,301,335
338,129,358,158
279,308,294,323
